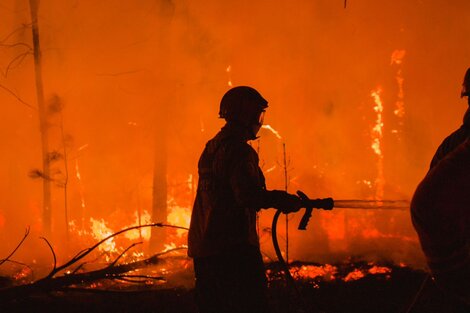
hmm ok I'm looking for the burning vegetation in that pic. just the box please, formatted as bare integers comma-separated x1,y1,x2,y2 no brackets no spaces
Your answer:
1,0,470,312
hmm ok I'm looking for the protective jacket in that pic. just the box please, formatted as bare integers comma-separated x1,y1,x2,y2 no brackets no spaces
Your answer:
411,139,470,304
188,122,291,258
430,108,470,169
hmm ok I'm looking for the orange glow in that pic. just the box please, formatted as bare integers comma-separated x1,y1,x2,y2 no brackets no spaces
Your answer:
321,211,346,241
361,228,418,243
4,0,460,271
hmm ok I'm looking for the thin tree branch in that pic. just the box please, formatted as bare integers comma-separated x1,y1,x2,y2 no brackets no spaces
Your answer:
112,275,165,284
4,51,31,77
0,42,33,50
0,24,32,43
39,236,57,276
47,223,188,278
0,84,35,109
0,227,30,267
0,247,187,300
113,274,165,280
107,242,143,269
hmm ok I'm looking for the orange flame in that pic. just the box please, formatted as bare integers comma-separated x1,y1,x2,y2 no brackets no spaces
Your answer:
167,198,191,237
370,87,385,200
90,218,116,257
391,50,406,118
123,210,152,241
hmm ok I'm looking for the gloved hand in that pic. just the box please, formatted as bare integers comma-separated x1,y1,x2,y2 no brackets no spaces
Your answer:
267,190,303,214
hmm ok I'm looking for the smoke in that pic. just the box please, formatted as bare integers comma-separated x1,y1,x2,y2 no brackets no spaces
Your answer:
1,0,470,268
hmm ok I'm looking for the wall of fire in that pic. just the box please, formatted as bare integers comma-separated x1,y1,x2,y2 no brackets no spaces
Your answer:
1,0,470,267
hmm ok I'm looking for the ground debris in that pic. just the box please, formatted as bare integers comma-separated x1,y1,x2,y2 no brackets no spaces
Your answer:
1,261,469,313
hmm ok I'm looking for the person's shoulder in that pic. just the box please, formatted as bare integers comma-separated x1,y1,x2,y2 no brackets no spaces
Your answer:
221,139,257,162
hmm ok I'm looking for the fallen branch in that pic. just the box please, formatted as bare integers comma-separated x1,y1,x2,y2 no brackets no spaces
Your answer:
0,223,188,300
45,223,187,279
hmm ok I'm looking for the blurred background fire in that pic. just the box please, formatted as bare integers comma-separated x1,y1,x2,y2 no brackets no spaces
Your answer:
1,0,469,280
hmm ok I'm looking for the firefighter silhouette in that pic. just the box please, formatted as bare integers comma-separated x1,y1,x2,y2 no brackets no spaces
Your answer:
188,86,302,313
411,69,470,306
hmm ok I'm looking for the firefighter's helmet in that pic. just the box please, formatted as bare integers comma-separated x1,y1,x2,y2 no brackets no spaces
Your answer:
219,86,268,125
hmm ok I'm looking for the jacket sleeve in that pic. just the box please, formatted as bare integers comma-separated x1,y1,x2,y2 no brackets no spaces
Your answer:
228,144,300,211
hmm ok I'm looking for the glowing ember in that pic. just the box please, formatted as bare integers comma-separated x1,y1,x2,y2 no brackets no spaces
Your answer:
370,87,385,200
390,49,406,65
290,264,338,281
268,263,395,285
226,65,233,87
342,265,392,282
344,268,365,282
368,265,392,275
261,124,282,139
13,267,31,281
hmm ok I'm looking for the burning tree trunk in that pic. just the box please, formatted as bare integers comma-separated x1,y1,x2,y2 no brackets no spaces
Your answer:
29,0,52,235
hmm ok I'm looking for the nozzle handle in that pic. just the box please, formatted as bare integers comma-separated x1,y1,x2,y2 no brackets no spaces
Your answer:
297,191,334,230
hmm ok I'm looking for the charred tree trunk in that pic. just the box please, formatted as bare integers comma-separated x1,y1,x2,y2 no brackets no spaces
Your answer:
29,0,52,235
149,0,174,252
150,128,168,251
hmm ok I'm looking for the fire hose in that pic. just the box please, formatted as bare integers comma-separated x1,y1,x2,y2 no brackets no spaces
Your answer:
271,191,409,312
271,191,333,312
